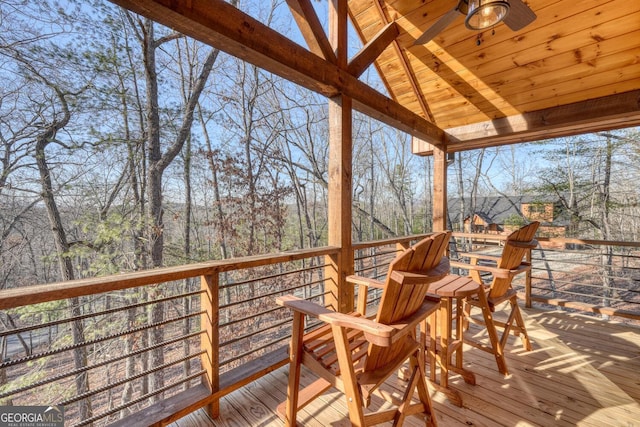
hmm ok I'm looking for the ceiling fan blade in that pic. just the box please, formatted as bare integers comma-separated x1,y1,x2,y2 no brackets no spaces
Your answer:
504,0,537,31
413,6,462,45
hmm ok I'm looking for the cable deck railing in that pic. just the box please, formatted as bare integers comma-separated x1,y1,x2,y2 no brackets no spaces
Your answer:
450,232,640,322
0,247,337,426
1,233,639,426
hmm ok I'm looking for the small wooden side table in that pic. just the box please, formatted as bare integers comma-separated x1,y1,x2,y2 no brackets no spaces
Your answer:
423,275,480,406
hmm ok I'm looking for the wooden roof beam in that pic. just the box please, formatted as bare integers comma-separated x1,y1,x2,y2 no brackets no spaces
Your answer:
367,1,435,122
108,0,444,146
413,90,640,154
347,21,398,78
286,0,336,64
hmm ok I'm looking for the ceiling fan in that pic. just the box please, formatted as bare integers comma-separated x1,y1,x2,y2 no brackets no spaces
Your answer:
413,0,536,45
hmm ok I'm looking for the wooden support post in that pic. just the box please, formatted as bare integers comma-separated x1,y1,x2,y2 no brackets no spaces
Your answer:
325,0,353,313
327,94,354,313
433,148,448,232
200,273,219,417
329,0,347,69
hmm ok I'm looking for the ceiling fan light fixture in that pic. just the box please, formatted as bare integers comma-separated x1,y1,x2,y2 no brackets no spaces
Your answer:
465,0,510,30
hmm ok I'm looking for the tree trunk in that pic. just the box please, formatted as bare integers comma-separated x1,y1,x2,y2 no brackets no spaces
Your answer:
199,106,232,313
600,136,614,311
469,148,484,232
139,16,224,399
116,30,148,399
182,135,193,387
119,303,137,418
36,131,92,421
455,154,468,250
241,63,259,257
199,107,229,262
423,156,432,232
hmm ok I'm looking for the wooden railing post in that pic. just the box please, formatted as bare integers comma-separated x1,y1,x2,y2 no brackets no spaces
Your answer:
200,273,219,417
525,248,532,308
396,241,411,252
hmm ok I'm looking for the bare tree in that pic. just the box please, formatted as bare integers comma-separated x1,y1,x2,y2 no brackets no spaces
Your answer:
119,0,236,395
372,128,417,235
15,51,93,422
0,1,99,417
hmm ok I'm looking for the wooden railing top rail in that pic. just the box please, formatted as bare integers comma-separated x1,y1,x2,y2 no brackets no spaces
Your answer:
452,232,640,248
535,237,640,248
5,232,638,311
0,246,339,310
351,233,433,251
451,232,509,241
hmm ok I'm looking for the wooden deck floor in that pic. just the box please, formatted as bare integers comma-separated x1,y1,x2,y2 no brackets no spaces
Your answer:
171,308,640,426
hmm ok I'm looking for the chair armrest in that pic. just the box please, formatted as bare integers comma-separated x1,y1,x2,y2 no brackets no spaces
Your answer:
277,295,439,347
277,294,332,318
457,252,501,263
346,275,385,289
506,239,538,249
389,257,450,285
450,260,530,279
276,295,396,346
386,298,439,345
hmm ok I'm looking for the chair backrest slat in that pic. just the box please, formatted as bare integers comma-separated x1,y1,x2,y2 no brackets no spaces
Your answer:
491,222,539,298
377,232,450,324
367,231,451,372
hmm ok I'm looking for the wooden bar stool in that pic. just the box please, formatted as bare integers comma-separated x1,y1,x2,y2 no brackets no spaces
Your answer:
451,222,539,376
422,275,481,407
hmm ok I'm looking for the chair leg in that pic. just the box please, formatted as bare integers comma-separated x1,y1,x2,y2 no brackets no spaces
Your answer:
281,311,305,427
426,313,438,383
476,287,509,376
462,298,472,332
331,325,366,426
499,297,532,352
415,353,438,427
394,360,418,427
499,304,516,350
394,352,437,427
511,299,532,351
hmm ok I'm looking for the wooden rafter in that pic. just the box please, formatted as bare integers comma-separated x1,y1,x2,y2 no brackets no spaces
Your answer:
109,0,444,145
286,0,336,64
370,1,435,122
330,0,348,68
347,21,398,77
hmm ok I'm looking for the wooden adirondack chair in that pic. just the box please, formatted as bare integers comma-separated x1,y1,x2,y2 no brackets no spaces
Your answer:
451,222,539,375
276,231,452,427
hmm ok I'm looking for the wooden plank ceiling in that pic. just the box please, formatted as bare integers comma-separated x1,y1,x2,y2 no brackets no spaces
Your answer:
108,0,639,152
349,0,640,151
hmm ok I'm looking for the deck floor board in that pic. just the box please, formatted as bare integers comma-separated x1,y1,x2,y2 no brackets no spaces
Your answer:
171,308,640,426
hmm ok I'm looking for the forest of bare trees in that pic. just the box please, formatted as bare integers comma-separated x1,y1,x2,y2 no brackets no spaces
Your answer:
1,0,640,421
